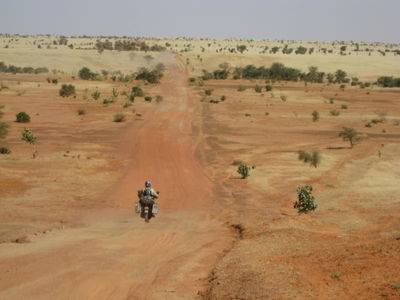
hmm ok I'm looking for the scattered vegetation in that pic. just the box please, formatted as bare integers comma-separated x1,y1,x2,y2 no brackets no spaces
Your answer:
376,76,400,87
298,150,321,168
21,128,37,158
237,162,251,179
294,185,317,213
59,84,76,97
0,61,48,74
78,67,98,80
15,112,31,123
91,89,101,100
0,146,11,155
132,86,144,97
312,111,320,122
135,63,165,83
77,109,86,116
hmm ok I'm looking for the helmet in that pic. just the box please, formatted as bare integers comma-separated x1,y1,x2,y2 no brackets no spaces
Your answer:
145,180,152,188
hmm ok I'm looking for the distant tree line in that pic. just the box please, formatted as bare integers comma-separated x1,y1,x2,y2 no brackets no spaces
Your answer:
0,62,49,74
77,63,165,83
202,63,334,83
95,39,166,52
376,76,400,87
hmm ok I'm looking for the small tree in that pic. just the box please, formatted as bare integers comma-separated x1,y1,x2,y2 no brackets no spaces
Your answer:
21,128,37,158
294,185,317,213
59,84,76,97
16,112,31,123
339,127,361,148
237,163,250,179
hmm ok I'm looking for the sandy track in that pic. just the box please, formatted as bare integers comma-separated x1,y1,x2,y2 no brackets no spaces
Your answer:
0,54,231,299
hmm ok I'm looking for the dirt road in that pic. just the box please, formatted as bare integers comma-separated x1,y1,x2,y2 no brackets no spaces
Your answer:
0,54,231,299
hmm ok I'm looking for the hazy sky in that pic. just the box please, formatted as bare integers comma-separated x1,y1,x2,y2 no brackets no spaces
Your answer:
1,0,399,43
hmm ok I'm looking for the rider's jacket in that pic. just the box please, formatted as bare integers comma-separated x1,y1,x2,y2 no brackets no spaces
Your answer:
143,187,158,199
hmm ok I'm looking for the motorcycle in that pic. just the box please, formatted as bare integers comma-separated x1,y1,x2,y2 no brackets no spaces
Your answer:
135,190,160,222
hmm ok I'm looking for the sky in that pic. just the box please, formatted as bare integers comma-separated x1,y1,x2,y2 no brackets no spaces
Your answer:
1,0,399,43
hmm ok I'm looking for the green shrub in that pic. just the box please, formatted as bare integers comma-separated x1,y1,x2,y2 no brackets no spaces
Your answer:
341,104,348,109
280,95,287,102
132,86,144,97
294,185,317,213
144,96,152,102
112,88,119,98
155,95,163,103
113,112,125,122
16,112,30,123
312,111,320,122
77,109,86,115
0,146,11,154
255,85,262,93
91,89,101,100
78,67,97,80
237,163,251,179
237,85,246,92
59,84,76,97
220,95,226,101
265,84,273,91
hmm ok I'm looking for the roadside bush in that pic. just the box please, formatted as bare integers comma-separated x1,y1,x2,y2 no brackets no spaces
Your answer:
265,84,273,91
15,112,30,123
144,96,152,102
220,95,226,101
113,112,125,122
341,104,348,109
237,85,246,92
294,185,317,213
255,85,262,93
59,84,76,97
77,109,86,115
237,162,251,179
135,65,165,83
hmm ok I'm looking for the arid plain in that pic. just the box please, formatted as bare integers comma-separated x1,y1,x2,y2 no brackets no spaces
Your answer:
0,36,400,299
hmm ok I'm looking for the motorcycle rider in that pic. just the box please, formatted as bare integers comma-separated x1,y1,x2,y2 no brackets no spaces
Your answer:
139,180,159,218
